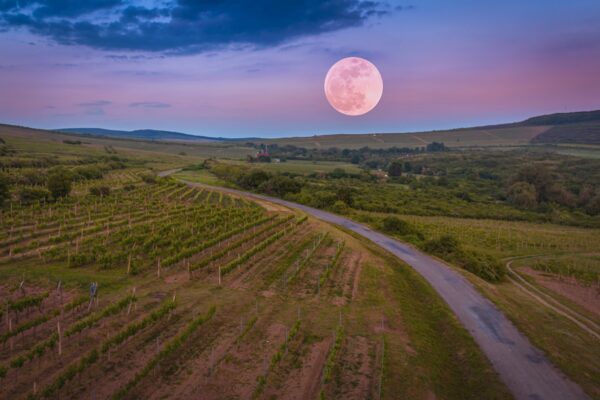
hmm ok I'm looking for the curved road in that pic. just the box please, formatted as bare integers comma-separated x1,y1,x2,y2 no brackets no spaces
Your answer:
167,172,588,400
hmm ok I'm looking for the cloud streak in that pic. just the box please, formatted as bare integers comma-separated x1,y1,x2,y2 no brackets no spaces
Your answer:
129,101,171,109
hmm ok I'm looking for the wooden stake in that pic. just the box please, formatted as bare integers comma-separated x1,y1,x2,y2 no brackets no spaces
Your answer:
57,322,62,356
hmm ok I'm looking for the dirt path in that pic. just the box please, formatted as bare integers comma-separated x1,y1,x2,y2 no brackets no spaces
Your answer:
506,258,600,340
170,176,590,400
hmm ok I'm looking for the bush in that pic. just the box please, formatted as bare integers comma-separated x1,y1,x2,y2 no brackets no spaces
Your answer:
507,182,537,209
89,186,110,196
73,165,103,181
423,235,461,257
258,175,302,197
0,173,10,206
422,235,504,282
381,216,423,240
387,160,403,177
17,187,51,205
47,167,72,198
238,170,271,189
141,174,157,184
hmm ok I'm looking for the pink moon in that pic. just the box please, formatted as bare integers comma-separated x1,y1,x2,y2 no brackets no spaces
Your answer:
324,57,383,116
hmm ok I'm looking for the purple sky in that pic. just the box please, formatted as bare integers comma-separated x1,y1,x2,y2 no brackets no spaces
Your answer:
1,0,599,138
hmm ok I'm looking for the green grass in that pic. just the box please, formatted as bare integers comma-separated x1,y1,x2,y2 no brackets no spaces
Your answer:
260,125,547,150
350,236,511,399
224,159,363,175
172,169,228,186
472,279,600,398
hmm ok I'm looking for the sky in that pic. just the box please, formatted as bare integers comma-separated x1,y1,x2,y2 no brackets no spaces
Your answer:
1,0,599,138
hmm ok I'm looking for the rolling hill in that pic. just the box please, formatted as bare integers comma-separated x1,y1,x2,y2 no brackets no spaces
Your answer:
56,127,228,142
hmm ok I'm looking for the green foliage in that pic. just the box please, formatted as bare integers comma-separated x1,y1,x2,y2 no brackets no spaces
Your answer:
531,258,599,284
65,294,136,337
100,299,175,353
221,229,287,275
47,167,72,198
318,241,345,288
507,182,537,209
89,185,110,196
322,325,344,384
40,348,99,398
387,160,403,177
258,174,302,197
381,216,423,241
0,172,10,206
236,316,257,344
0,309,59,344
254,320,301,398
113,305,216,399
17,187,51,205
423,235,505,282
141,173,157,184
8,292,48,312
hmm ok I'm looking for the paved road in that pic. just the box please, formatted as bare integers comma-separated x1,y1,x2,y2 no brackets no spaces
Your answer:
172,174,589,400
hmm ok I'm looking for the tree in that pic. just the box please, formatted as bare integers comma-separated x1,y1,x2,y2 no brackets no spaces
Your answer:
0,173,9,206
329,168,347,179
258,175,302,197
585,194,600,216
47,167,72,199
511,165,552,202
238,170,271,190
426,142,446,152
507,182,537,209
18,187,50,205
89,186,111,197
387,160,403,177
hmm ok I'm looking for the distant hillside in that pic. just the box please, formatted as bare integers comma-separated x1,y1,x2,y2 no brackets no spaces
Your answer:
521,110,600,126
530,121,600,145
56,128,228,142
256,109,600,149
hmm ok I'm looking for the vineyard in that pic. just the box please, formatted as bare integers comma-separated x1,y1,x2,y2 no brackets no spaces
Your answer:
0,173,510,399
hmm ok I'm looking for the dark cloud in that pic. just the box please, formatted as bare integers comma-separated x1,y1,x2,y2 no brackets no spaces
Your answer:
77,100,111,107
129,101,171,109
0,0,390,54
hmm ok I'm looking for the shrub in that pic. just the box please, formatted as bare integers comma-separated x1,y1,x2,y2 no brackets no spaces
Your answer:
17,187,50,205
387,160,403,177
89,185,110,196
507,182,537,209
0,173,9,206
422,235,505,282
258,175,302,197
47,167,72,198
141,173,157,184
423,235,461,257
381,216,423,240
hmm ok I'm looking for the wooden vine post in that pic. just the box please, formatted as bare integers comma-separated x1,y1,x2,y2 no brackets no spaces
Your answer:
57,321,62,356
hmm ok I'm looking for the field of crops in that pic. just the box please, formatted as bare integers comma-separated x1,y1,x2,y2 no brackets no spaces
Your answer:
0,172,512,399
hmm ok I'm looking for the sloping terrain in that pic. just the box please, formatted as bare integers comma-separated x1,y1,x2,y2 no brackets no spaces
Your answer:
530,121,600,145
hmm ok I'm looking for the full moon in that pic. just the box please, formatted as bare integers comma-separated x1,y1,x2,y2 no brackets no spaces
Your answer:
324,57,383,116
